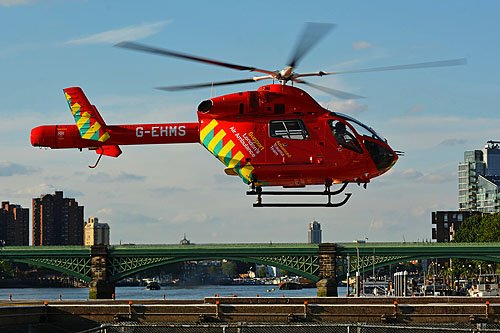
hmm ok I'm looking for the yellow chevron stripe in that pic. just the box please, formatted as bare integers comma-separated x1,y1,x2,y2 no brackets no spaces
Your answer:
218,140,235,163
76,112,90,129
240,162,254,182
207,129,226,153
199,119,218,142
82,122,102,140
228,151,244,169
98,132,110,142
71,102,81,116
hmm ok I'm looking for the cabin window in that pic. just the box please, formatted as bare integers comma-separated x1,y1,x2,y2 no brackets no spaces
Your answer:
328,119,363,154
269,119,309,140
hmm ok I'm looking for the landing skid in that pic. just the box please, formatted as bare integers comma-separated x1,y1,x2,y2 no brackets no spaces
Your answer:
247,182,352,208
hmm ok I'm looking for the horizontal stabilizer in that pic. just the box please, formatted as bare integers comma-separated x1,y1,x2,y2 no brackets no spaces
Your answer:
96,145,122,157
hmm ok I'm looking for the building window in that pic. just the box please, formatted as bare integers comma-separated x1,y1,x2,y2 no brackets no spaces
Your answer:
444,214,448,222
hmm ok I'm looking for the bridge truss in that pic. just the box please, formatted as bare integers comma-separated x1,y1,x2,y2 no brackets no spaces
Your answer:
2,242,500,283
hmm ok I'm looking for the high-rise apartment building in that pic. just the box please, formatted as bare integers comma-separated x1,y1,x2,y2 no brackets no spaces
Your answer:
32,191,84,246
84,217,110,246
459,141,500,213
0,202,29,246
308,220,322,244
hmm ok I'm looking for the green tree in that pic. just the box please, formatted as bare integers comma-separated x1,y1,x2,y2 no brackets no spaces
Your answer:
453,214,483,242
257,266,267,278
478,213,500,242
279,269,289,277
0,261,14,278
452,213,500,277
207,266,218,276
221,261,238,277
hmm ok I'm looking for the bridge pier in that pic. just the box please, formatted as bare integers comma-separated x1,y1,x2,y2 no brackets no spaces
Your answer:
317,243,338,297
89,245,115,299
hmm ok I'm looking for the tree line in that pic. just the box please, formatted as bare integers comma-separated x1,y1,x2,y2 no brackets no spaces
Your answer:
451,212,500,277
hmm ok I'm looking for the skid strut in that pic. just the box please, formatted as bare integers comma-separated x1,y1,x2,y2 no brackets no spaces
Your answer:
247,182,352,208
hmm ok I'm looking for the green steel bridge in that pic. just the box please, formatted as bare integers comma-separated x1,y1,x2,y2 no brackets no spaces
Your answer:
1,242,500,284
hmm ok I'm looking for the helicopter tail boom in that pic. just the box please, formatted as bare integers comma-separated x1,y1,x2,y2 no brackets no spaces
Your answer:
31,86,200,167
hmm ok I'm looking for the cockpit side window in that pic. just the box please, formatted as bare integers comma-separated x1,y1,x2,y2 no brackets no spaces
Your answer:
269,119,310,140
329,119,363,153
332,112,386,142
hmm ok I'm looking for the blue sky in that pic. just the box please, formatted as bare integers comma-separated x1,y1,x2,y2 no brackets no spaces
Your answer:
1,0,499,244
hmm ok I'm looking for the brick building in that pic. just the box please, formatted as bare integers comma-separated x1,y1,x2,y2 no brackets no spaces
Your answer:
32,191,84,246
0,201,29,246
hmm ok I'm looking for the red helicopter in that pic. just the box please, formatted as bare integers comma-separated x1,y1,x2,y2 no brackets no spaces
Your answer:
30,23,465,207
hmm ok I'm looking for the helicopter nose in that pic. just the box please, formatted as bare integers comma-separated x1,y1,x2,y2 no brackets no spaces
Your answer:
30,126,55,147
364,141,397,173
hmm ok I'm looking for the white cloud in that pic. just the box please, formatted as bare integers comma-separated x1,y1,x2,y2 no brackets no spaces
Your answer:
389,115,462,126
169,213,210,225
87,171,146,183
0,162,38,176
406,104,424,114
15,183,56,196
14,183,83,197
322,99,368,115
352,41,374,50
65,20,172,45
0,0,35,6
97,208,113,216
438,138,467,146
382,168,455,184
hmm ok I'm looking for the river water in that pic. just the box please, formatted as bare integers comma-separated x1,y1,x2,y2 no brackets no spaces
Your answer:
0,285,348,301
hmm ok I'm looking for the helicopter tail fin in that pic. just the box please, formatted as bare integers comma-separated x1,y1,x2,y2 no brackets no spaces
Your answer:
63,87,111,143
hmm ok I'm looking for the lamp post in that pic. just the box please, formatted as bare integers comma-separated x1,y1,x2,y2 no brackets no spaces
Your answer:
353,239,366,297
346,255,350,296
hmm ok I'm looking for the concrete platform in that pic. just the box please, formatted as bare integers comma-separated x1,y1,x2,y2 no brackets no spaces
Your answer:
0,297,499,332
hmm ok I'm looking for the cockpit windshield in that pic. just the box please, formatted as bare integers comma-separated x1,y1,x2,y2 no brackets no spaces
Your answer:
334,112,386,142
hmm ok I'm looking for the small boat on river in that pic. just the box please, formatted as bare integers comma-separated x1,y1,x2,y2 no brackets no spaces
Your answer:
469,274,499,297
146,282,161,290
278,281,302,290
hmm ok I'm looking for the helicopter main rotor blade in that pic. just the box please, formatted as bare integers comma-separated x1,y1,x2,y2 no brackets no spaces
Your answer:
115,41,275,75
288,23,336,69
298,80,365,99
156,76,273,91
296,58,467,78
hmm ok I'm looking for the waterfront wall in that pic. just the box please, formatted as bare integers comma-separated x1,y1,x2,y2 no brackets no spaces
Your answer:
0,277,82,288
1,297,500,331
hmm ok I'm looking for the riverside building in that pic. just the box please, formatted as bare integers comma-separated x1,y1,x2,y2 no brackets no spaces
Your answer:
84,217,110,246
459,141,500,213
0,201,29,246
308,220,322,244
32,191,84,246
431,210,481,243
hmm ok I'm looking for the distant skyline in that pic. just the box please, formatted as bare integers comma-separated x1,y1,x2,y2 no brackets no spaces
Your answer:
1,1,500,244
